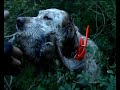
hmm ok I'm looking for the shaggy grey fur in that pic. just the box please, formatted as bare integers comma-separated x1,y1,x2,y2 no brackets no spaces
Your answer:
8,8,101,83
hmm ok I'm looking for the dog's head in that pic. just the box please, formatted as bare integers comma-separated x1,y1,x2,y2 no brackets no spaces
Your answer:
16,9,69,34
16,8,79,62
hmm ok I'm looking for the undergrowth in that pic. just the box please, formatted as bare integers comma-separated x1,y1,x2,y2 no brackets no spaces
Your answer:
4,0,116,90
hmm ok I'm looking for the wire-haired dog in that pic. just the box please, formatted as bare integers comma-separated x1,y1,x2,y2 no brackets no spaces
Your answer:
9,8,101,83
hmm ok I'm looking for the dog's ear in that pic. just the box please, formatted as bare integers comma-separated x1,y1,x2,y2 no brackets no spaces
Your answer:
62,15,73,27
62,15,76,40
61,15,79,57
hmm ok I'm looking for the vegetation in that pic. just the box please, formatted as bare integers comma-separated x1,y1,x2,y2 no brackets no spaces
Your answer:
4,0,116,90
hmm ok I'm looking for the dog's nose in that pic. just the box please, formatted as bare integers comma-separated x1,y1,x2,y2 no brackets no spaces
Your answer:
17,17,25,28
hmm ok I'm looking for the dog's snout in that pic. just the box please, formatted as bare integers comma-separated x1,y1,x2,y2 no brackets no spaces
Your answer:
17,17,25,28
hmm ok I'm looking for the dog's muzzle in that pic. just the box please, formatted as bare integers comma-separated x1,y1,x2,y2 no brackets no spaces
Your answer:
16,17,25,30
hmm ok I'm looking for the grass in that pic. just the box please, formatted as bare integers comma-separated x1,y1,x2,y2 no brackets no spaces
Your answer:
4,0,116,90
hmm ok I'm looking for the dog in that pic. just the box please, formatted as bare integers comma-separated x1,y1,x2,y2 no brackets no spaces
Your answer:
9,8,101,83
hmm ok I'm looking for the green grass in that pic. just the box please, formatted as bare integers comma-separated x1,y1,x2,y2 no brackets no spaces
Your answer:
4,0,116,90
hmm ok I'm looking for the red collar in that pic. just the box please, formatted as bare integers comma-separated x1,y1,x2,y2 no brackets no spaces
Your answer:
74,25,89,61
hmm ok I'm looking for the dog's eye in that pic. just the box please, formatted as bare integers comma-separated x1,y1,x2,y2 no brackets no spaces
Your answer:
43,16,52,20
